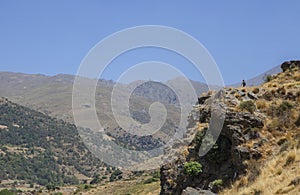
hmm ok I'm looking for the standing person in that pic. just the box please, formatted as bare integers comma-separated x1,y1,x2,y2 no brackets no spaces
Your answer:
242,80,246,87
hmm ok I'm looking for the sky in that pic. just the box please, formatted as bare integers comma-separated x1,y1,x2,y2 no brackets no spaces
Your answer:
0,1,300,84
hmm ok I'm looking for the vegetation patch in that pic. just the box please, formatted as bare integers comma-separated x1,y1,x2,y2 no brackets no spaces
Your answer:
239,100,256,113
0,99,105,187
277,101,293,115
184,161,202,176
264,75,274,83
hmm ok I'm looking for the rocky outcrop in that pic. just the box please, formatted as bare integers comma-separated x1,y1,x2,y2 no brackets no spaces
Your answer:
160,89,265,195
281,60,300,72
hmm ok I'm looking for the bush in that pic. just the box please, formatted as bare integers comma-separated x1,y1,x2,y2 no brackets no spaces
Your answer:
53,193,63,195
184,161,202,176
239,101,256,113
109,169,123,182
211,179,223,186
264,75,273,83
210,179,224,192
151,171,160,179
143,177,159,184
256,100,267,110
274,101,294,128
252,88,260,94
277,101,293,115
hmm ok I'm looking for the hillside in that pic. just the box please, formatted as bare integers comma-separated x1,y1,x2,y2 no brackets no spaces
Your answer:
1,62,298,194
0,72,206,126
0,72,114,124
160,60,300,194
0,98,114,191
0,72,209,151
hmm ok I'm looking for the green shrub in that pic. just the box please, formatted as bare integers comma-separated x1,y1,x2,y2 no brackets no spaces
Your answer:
239,101,256,113
210,179,224,191
53,193,63,195
193,130,206,151
184,161,202,176
143,177,159,184
277,101,293,115
83,184,93,190
264,75,273,83
211,179,223,187
109,169,123,182
151,171,160,179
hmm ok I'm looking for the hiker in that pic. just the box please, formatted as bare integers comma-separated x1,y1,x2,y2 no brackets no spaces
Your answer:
242,80,246,87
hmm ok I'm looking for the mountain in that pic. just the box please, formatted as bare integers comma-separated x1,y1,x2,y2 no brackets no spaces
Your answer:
230,65,282,87
0,72,114,124
160,60,300,194
0,98,109,188
244,65,282,86
0,72,210,152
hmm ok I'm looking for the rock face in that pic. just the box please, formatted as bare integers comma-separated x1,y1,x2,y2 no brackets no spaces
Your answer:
281,60,300,72
160,89,265,195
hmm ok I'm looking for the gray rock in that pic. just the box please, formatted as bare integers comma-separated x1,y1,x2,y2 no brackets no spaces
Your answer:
238,91,246,97
235,146,250,160
182,187,217,195
198,95,211,104
247,92,258,100
289,176,300,186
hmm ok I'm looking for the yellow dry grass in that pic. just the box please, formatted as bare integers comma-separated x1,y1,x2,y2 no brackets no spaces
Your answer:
222,148,300,195
222,66,300,195
256,99,268,110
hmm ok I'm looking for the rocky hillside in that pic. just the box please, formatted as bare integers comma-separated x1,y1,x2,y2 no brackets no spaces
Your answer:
160,60,300,195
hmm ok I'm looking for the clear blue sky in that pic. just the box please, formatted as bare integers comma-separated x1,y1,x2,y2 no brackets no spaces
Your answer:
0,1,300,84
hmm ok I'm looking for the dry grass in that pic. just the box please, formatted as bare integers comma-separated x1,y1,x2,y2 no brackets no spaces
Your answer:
256,99,268,110
221,67,300,195
221,148,300,195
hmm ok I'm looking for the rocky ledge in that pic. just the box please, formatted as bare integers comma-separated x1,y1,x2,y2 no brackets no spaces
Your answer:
160,88,266,195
